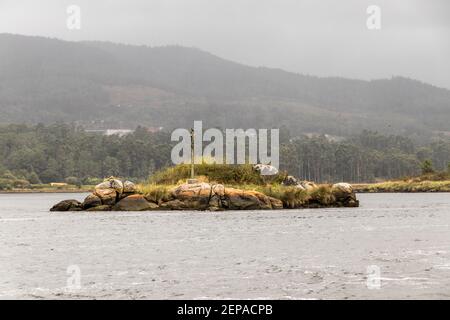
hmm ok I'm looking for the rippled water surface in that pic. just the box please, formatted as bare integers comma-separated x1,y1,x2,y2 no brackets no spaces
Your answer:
1,192,449,299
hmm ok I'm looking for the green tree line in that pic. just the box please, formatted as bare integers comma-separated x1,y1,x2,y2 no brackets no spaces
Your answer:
0,124,172,188
0,124,449,189
280,130,450,183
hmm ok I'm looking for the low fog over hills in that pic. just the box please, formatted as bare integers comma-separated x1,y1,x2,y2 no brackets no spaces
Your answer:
1,34,449,138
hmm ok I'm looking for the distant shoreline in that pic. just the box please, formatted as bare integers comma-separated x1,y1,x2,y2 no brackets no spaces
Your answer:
2,179,450,194
0,190,92,194
353,180,450,193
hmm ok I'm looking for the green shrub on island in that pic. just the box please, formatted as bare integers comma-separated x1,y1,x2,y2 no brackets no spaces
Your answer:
150,163,285,185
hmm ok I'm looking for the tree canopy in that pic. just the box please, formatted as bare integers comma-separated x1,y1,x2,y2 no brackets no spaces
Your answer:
0,124,449,190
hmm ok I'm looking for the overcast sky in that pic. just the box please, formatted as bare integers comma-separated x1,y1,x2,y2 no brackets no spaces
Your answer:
1,0,449,89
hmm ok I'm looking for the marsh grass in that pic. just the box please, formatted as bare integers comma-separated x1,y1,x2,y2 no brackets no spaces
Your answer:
258,185,310,208
309,185,335,205
137,183,173,203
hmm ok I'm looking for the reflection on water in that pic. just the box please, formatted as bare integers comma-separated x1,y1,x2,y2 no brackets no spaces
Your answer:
0,192,449,299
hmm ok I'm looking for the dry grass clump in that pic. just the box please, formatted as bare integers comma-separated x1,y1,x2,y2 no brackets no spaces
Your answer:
137,183,173,203
260,185,309,208
150,163,285,185
308,185,335,205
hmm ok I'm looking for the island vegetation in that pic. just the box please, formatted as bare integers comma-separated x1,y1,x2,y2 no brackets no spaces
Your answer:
50,164,359,212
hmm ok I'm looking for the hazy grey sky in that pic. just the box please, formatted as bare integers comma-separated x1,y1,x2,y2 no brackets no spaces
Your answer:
1,0,449,88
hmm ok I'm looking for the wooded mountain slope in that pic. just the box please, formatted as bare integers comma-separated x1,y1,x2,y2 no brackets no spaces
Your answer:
1,34,449,137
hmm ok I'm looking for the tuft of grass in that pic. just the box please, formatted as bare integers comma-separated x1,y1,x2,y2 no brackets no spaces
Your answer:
137,183,173,203
150,163,285,185
308,185,334,205
253,184,310,208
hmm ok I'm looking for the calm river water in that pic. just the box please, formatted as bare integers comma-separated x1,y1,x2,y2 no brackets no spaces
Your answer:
0,192,449,299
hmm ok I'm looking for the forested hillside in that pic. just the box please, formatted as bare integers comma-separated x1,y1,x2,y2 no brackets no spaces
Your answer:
1,124,449,189
1,34,450,138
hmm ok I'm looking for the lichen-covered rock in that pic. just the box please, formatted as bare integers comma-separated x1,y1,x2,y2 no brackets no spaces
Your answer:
82,194,102,210
208,195,223,211
208,185,226,210
171,182,212,198
159,199,194,210
282,175,299,186
300,181,317,190
332,182,353,196
123,180,137,193
268,197,284,209
95,181,112,190
332,183,359,207
110,179,124,194
94,188,117,206
281,175,310,190
211,184,225,197
166,182,227,210
159,183,282,210
113,194,159,211
331,183,354,201
253,164,279,176
95,178,123,194
50,199,82,212
223,188,272,210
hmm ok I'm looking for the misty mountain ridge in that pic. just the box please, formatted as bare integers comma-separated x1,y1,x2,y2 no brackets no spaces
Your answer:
0,33,449,138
